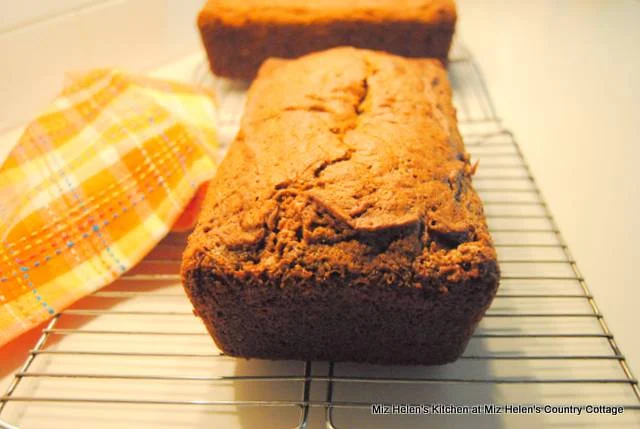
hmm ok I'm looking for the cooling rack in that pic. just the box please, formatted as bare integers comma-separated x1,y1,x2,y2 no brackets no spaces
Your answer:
1,45,639,429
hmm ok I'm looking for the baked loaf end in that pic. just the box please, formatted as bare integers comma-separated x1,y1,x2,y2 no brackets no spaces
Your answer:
198,0,456,80
182,47,499,365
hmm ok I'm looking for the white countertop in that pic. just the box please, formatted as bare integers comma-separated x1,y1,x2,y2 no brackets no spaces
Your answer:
455,0,640,375
1,0,639,425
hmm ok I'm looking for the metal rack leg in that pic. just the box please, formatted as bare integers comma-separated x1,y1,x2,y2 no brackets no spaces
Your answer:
325,362,339,429
0,315,60,416
295,361,312,429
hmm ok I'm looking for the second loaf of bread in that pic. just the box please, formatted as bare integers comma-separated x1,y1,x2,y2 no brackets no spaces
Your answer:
182,47,499,365
198,0,457,79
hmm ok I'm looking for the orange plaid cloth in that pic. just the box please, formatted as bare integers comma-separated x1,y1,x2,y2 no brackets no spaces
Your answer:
0,69,219,347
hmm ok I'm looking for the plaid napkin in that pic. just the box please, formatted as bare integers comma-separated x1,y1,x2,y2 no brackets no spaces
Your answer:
0,69,219,347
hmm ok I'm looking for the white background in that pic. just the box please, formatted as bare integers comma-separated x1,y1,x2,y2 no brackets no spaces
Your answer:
0,0,639,405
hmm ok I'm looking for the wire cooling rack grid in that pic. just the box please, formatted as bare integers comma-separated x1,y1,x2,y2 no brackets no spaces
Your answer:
1,45,639,429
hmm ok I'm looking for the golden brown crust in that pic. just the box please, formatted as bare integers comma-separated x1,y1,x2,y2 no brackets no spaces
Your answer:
200,0,456,24
187,47,494,282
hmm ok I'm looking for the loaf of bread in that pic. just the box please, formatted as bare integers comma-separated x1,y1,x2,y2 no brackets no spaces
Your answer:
182,47,499,365
198,0,456,80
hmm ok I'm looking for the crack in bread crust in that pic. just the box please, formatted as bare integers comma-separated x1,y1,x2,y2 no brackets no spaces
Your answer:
188,47,495,284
